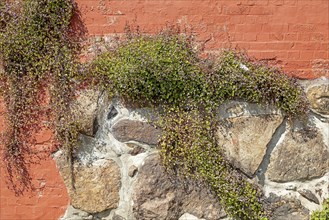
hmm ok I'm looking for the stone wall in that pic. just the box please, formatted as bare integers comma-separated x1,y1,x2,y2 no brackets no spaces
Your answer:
55,77,329,220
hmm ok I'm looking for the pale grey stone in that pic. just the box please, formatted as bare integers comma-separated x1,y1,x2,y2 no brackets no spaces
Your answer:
55,153,121,213
217,115,283,177
267,126,329,182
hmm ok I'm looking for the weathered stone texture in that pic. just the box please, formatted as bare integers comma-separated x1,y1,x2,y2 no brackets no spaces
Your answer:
111,119,161,145
298,189,320,205
71,89,101,136
56,155,121,213
307,84,329,115
217,115,283,177
132,154,225,220
265,194,309,220
267,127,329,182
126,143,146,156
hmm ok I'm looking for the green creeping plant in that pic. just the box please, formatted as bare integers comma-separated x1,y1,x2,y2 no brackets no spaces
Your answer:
311,199,329,220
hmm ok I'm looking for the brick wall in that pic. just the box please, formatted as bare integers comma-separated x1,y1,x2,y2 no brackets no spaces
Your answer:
0,0,328,219
0,99,69,220
77,0,329,79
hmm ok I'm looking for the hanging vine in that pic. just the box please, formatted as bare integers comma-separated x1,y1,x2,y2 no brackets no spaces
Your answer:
0,0,82,195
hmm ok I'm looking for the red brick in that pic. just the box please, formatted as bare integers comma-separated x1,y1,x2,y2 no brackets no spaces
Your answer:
260,51,277,60
224,6,251,15
210,15,230,23
314,51,329,59
269,33,284,41
233,42,251,50
298,0,329,6
314,24,329,33
266,42,295,50
0,209,14,219
306,12,329,23
236,24,262,32
244,33,257,41
293,42,322,50
300,51,315,60
229,15,244,24
0,213,14,220
287,69,314,79
16,206,36,215
284,33,298,41
275,51,288,59
256,51,284,62
249,6,273,15
238,0,269,6
270,7,299,23
245,42,267,50
6,197,19,206
321,43,329,51
242,15,270,24
230,32,244,41
272,0,284,6
262,24,289,32
283,0,297,6
247,51,262,59
298,33,311,41
287,51,300,60
16,196,39,206
289,24,316,32
0,153,69,220
257,33,270,41
310,33,326,41
287,60,311,69
34,207,67,220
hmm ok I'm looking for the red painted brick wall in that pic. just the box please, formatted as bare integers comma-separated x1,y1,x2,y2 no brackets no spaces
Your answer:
0,1,328,219
0,160,69,220
0,99,69,220
77,0,329,79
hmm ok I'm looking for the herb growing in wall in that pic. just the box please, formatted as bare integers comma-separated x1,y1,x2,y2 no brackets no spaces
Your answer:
311,199,329,220
0,0,81,195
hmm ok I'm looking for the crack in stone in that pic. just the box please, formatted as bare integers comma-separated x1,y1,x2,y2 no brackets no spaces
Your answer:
256,118,287,185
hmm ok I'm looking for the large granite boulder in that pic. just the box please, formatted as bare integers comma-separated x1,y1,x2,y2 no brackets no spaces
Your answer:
217,102,283,177
132,154,226,220
55,148,121,213
267,126,329,182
